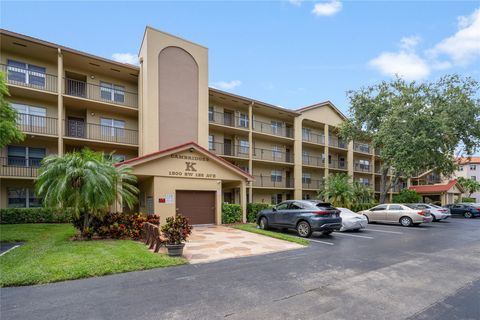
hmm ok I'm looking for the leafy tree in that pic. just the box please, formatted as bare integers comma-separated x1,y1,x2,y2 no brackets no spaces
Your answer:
0,72,25,147
340,75,480,203
352,182,375,206
457,177,480,197
318,173,354,208
35,149,139,232
392,189,422,203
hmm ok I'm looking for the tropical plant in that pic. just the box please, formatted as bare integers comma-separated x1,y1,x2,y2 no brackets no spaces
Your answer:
0,72,25,147
352,182,375,207
339,75,480,203
160,214,192,245
318,173,355,208
392,189,422,203
35,149,139,232
457,177,480,197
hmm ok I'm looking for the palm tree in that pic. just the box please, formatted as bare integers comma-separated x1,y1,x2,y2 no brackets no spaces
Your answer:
352,182,374,206
318,173,355,208
35,149,139,231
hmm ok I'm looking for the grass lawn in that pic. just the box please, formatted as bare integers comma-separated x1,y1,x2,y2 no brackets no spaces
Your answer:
233,223,309,245
0,224,187,287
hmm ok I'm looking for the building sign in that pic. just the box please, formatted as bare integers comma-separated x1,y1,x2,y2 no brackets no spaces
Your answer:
168,153,217,179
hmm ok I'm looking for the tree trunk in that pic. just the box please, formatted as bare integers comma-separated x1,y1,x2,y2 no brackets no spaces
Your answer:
82,212,90,232
379,167,391,204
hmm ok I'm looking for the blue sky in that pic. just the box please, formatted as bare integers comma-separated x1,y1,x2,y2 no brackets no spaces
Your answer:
1,1,479,115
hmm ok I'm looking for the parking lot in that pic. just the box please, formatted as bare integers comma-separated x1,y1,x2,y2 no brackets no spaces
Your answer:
2,217,480,320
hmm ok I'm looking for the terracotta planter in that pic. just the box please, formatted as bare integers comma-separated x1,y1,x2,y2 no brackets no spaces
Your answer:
165,243,185,256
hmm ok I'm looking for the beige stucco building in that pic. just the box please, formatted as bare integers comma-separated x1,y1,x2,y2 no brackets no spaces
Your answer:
0,27,403,224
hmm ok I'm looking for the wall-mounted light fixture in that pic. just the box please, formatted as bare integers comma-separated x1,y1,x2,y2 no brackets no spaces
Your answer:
90,75,95,79
90,112,95,116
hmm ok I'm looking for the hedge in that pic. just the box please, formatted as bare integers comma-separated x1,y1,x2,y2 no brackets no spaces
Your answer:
0,207,72,224
247,203,272,223
222,204,242,224
459,197,476,203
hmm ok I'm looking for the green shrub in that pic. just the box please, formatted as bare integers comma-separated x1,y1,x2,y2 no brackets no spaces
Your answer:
222,204,242,224
392,189,422,203
247,203,272,222
0,207,72,224
460,197,476,203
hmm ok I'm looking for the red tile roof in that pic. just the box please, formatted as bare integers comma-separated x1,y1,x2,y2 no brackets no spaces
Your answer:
409,180,463,194
457,156,480,165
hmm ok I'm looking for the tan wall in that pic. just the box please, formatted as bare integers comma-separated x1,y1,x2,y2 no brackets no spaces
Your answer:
252,190,293,204
300,105,345,127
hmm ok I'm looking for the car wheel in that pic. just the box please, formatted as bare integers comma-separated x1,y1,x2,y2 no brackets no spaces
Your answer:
296,221,312,238
464,212,473,219
258,217,269,230
400,216,413,227
322,230,333,235
431,214,437,222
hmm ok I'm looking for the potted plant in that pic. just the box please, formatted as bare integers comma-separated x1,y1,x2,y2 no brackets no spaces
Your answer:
160,214,192,256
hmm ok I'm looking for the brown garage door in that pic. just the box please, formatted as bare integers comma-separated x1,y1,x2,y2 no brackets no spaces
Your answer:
176,190,216,225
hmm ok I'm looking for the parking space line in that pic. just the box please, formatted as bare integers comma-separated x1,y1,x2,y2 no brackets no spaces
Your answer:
333,232,374,239
365,228,403,235
303,238,335,245
369,224,427,231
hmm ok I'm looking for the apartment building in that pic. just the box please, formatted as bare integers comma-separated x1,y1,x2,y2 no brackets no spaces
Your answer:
0,27,400,224
455,157,480,202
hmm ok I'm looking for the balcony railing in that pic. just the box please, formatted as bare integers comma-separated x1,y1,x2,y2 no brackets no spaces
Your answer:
302,155,325,167
209,142,249,158
0,157,39,177
64,122,139,145
252,175,294,188
302,179,324,190
208,111,249,129
16,113,58,136
303,132,325,145
64,78,138,108
1,64,57,93
354,162,372,173
252,120,293,138
329,136,347,149
253,148,293,163
329,159,348,170
354,142,372,154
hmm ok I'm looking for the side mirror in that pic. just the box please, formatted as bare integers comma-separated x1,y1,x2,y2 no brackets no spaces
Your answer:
272,207,277,212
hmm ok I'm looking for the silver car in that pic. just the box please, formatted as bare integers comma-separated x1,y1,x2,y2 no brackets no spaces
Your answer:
338,208,368,231
410,203,451,221
360,203,433,227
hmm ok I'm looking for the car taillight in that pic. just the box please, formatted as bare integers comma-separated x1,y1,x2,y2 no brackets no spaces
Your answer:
417,211,426,216
476,208,480,212
313,211,330,215
440,209,447,212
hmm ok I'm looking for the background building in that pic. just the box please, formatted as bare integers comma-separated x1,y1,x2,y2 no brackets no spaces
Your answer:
454,157,480,202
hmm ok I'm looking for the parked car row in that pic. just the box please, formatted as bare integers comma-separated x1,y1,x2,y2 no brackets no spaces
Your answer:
256,200,477,238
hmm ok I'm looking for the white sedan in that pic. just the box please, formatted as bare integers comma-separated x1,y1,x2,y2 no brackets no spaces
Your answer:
338,208,368,231
413,203,452,221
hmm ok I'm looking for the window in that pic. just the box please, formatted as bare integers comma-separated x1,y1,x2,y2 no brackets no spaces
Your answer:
302,194,311,200
7,146,45,167
371,204,387,211
357,178,370,186
358,159,370,171
302,151,310,164
208,106,214,121
470,165,477,170
271,170,282,182
302,173,311,184
389,204,404,210
7,187,40,208
339,157,346,168
7,59,46,87
458,165,463,171
271,121,283,135
100,118,125,137
275,200,288,208
290,202,305,210
472,176,477,181
357,142,370,153
111,154,126,163
100,81,125,103
239,140,249,154
302,128,311,141
208,135,215,150
272,145,282,160
238,113,249,128
11,103,46,127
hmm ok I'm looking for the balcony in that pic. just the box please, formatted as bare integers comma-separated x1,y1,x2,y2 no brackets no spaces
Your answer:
208,111,249,130
253,120,293,138
354,162,372,173
64,78,138,108
64,121,138,145
209,142,249,158
16,113,58,136
252,175,294,188
253,148,293,163
354,142,372,154
303,132,325,145
329,159,348,170
302,179,323,190
302,155,325,167
1,64,57,93
0,157,39,178
329,136,347,149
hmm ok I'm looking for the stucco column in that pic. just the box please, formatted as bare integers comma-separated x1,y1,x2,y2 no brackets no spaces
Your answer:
347,141,354,179
57,48,64,155
240,180,247,223
248,102,253,203
371,150,375,187
293,116,303,199
324,125,329,178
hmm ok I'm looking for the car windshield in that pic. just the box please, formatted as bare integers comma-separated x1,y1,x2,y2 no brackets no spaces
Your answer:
404,204,419,209
307,201,336,210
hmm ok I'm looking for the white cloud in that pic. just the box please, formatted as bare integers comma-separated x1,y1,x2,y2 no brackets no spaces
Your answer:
111,53,139,65
312,0,342,16
429,8,480,66
369,51,430,81
212,80,242,90
288,0,303,6
399,36,421,51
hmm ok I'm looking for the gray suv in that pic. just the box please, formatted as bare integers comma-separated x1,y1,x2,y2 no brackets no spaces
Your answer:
257,200,342,238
